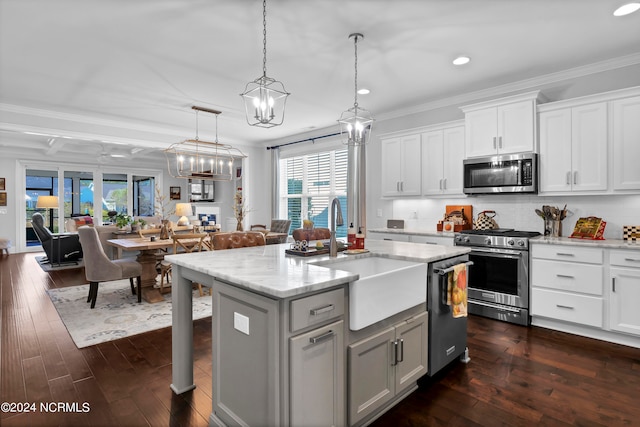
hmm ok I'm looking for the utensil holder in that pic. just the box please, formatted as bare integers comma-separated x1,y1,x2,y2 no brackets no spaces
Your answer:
544,219,562,237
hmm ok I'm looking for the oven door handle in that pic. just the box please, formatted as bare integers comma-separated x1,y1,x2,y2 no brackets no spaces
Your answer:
468,247,523,258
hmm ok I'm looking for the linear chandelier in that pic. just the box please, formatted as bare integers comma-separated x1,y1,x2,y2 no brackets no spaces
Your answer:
240,0,290,128
164,106,246,181
338,33,374,146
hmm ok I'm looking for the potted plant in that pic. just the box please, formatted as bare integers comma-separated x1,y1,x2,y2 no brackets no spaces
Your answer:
115,213,132,230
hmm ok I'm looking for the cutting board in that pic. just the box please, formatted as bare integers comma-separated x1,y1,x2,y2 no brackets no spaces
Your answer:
446,205,473,229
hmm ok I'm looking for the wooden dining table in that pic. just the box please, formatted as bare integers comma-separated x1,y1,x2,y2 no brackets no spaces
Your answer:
106,237,205,303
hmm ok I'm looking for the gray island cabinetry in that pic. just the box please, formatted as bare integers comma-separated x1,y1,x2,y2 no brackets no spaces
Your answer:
166,240,470,427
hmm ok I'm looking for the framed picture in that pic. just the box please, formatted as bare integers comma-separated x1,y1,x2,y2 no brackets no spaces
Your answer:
0,192,6,206
0,178,5,191
170,186,181,200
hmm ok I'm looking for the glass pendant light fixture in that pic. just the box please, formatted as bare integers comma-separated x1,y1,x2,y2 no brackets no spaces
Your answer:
240,0,290,128
164,106,246,181
338,33,374,146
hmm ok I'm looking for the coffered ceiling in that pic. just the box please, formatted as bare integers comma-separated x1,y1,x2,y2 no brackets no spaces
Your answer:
1,0,639,161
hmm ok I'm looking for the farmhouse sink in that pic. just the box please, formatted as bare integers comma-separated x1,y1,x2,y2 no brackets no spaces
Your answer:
316,255,428,330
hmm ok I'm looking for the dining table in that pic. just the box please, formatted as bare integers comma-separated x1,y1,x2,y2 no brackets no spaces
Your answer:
106,236,205,303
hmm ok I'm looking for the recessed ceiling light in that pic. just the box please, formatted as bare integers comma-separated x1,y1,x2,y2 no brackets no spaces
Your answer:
613,2,640,16
357,88,370,95
453,56,470,66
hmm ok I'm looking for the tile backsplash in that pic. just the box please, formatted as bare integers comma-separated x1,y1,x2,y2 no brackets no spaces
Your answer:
391,194,640,239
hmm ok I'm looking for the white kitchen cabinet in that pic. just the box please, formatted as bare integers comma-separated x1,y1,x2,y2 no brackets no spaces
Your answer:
612,95,640,191
348,311,427,425
531,244,604,328
421,125,465,195
410,235,454,247
538,102,608,193
461,91,540,158
367,231,410,242
609,250,640,336
381,134,421,196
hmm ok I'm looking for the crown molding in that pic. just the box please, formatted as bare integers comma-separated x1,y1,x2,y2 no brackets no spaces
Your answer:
377,52,640,121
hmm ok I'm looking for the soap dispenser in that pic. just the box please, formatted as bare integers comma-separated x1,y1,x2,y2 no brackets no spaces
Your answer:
348,223,356,248
356,227,365,250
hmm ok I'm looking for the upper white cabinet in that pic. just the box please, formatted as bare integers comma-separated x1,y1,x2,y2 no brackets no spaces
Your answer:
539,102,608,193
461,91,541,158
421,124,465,196
381,134,422,196
612,95,640,191
538,86,640,195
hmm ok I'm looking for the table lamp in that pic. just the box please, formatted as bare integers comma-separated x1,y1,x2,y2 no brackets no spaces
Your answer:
175,203,192,226
36,195,59,228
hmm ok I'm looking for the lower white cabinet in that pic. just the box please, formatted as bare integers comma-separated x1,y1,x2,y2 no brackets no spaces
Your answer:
609,250,640,335
410,235,454,247
367,232,410,242
348,311,427,425
531,243,640,347
531,244,604,328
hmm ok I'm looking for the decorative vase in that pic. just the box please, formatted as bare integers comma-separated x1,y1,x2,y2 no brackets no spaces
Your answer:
160,220,171,240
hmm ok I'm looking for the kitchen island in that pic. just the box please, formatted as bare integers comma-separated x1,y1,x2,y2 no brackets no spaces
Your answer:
166,239,470,427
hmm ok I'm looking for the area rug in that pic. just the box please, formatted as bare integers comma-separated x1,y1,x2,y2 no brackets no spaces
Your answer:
36,255,84,272
47,280,212,348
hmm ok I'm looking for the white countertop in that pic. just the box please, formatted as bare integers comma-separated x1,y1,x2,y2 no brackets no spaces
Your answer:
531,236,640,250
369,228,454,238
165,240,470,299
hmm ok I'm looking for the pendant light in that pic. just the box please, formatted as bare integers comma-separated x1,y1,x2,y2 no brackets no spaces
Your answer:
241,0,290,128
338,33,374,146
164,106,246,181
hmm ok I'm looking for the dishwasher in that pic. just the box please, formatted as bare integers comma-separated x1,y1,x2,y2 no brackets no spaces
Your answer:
427,255,472,376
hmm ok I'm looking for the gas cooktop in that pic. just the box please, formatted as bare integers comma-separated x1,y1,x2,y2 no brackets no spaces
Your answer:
458,229,541,238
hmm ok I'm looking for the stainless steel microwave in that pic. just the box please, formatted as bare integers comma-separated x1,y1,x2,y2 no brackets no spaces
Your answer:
463,152,538,194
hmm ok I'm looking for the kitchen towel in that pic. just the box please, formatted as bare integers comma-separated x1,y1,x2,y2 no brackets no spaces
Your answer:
447,263,468,318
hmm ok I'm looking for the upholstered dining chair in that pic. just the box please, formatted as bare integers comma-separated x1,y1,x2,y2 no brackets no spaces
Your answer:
291,227,331,242
211,231,266,250
159,232,210,296
78,226,142,309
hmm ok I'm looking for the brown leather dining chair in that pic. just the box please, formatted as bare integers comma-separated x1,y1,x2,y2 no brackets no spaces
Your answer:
77,226,142,309
211,231,266,250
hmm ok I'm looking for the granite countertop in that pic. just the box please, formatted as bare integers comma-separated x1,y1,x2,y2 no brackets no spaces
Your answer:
165,239,470,299
531,236,640,250
368,228,454,238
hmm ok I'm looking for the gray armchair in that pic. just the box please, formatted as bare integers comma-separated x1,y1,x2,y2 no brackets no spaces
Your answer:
78,226,142,309
31,212,83,264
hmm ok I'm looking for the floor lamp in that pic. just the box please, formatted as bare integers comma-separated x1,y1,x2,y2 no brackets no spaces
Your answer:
36,195,60,265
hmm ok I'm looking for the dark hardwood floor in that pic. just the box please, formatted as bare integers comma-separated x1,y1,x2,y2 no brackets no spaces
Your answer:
1,252,639,427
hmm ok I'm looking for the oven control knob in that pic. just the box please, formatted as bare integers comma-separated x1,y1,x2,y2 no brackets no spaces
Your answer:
507,239,515,245
464,236,470,243
484,237,492,245
517,240,525,247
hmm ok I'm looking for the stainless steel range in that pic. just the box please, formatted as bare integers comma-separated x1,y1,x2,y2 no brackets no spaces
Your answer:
454,229,540,326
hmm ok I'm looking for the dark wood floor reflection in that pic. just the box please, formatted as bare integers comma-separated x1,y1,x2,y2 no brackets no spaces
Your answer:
2,253,639,426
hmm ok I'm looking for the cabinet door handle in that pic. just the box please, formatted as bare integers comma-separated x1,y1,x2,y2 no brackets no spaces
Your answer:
391,340,398,366
397,338,404,363
442,178,447,190
556,304,574,310
612,277,616,292
309,304,335,316
556,252,575,257
439,179,442,190
624,258,640,263
493,137,497,149
573,171,578,185
498,136,503,149
556,274,575,279
401,181,404,192
566,171,571,185
309,330,334,345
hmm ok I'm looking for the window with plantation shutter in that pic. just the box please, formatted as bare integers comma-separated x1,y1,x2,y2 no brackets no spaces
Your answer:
279,147,348,237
